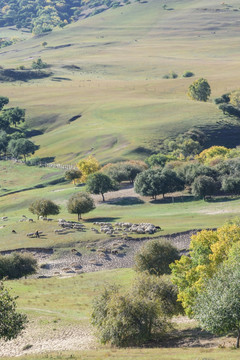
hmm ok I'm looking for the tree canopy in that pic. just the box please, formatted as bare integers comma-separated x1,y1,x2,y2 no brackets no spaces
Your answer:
29,199,60,219
194,262,240,348
188,78,211,102
77,156,100,183
0,281,27,341
171,223,240,316
86,173,117,202
67,192,95,220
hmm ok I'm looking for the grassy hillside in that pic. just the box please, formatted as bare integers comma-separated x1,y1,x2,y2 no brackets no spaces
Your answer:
1,0,240,163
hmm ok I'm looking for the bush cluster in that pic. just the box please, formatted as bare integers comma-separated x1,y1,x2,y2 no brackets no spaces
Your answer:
0,253,37,280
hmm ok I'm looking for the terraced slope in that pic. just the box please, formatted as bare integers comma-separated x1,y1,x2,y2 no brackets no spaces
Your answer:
1,0,240,163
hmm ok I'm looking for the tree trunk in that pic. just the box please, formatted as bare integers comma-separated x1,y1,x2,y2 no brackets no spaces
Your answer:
236,328,240,348
162,193,165,199
78,213,82,221
101,193,105,202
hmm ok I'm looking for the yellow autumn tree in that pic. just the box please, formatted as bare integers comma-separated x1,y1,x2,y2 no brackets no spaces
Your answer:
197,146,230,164
170,222,240,316
77,156,100,183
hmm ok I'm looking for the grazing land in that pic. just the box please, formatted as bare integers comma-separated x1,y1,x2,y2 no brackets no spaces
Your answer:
1,0,240,162
1,0,240,358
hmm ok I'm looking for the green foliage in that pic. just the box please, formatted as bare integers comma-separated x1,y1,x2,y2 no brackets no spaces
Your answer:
67,192,95,220
192,175,218,199
92,274,180,346
0,130,8,155
146,153,176,168
188,78,211,102
182,70,194,78
29,199,60,219
134,239,180,275
2,107,25,127
86,172,117,202
221,176,240,195
0,96,9,111
7,138,37,160
177,162,218,186
31,58,48,70
0,0,131,33
162,71,178,79
0,281,27,341
0,253,37,280
101,161,146,183
134,168,184,199
194,262,240,348
65,169,82,184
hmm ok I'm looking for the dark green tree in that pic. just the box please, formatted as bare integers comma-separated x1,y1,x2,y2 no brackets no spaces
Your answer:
0,281,27,341
29,199,60,219
86,173,117,202
0,130,8,155
7,138,37,161
194,263,240,348
0,96,9,111
134,169,163,200
2,107,25,127
135,239,180,275
192,175,217,200
188,78,211,102
65,169,82,185
67,192,95,220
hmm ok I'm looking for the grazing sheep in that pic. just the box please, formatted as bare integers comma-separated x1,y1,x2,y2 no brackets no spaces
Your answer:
28,218,34,222
111,249,118,255
54,229,64,233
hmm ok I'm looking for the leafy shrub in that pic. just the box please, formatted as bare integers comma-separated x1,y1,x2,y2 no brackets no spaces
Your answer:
92,274,181,346
182,71,194,78
0,253,37,279
135,239,180,275
26,157,41,166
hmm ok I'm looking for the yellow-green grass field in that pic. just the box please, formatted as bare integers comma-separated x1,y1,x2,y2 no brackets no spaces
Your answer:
1,0,240,163
2,348,240,360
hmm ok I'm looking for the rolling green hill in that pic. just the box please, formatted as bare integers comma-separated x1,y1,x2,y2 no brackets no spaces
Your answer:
1,0,240,164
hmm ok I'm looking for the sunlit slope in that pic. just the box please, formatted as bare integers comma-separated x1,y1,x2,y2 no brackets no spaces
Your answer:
1,0,240,163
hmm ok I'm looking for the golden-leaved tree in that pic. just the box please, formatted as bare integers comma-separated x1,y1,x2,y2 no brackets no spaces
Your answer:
170,222,240,316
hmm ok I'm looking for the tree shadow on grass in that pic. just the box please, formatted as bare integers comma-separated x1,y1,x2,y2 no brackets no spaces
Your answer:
108,197,144,206
150,195,195,204
206,196,240,203
84,217,120,223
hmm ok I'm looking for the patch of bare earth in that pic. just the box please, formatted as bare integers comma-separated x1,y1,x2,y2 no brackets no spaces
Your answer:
0,321,96,357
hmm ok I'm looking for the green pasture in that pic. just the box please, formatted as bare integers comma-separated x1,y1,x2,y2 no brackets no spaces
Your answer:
0,161,240,251
2,268,240,360
3,348,240,360
7,268,134,323
0,0,240,162
0,161,64,196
